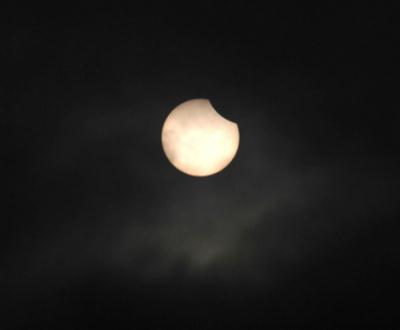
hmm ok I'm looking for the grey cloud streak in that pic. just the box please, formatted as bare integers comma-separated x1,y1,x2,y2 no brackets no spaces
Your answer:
5,72,397,304
12,95,363,290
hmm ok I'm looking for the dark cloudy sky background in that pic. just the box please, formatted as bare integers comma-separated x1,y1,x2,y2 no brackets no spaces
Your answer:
2,3,399,328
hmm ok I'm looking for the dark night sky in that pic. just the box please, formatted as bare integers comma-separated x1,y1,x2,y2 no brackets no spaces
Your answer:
2,3,400,329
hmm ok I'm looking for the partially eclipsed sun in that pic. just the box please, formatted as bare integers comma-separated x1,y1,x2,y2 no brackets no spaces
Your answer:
161,99,240,176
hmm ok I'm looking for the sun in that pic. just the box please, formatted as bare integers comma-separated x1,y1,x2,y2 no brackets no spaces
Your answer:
161,99,239,176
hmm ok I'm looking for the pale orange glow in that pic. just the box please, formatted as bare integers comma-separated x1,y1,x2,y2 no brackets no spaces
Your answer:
161,99,239,176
